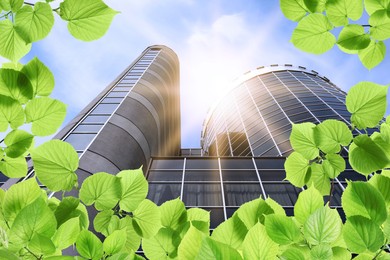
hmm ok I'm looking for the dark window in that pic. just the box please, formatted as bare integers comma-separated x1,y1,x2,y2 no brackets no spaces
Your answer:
185,170,220,181
222,170,258,181
258,170,285,181
224,183,262,206
147,170,182,181
220,159,254,169
263,183,301,206
186,159,219,169
150,159,184,169
147,183,181,205
182,183,222,206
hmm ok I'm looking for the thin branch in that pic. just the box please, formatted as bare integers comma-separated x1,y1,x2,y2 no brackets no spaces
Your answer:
362,24,372,27
23,2,34,6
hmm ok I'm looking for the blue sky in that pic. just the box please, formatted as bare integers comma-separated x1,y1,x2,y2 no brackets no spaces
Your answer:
9,0,390,147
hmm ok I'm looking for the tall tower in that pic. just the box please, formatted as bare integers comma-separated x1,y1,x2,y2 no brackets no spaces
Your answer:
2,45,181,188
201,65,356,157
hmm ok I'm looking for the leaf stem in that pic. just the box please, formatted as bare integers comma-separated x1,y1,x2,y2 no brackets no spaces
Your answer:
362,24,372,27
23,2,34,6
373,240,388,259
0,11,12,19
24,246,41,259
328,179,335,207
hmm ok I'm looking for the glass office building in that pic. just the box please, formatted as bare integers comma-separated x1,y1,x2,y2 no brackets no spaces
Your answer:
1,46,363,228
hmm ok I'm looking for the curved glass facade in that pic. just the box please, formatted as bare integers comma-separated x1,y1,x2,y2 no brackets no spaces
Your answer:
201,65,354,157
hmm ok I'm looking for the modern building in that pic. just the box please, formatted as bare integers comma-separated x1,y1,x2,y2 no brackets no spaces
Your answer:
1,45,363,228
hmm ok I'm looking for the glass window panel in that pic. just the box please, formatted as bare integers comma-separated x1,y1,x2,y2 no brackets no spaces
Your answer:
324,185,343,206
220,159,254,169
182,183,222,206
147,183,181,206
107,92,127,98
91,104,118,114
73,124,103,133
185,159,218,169
263,183,300,206
224,183,262,206
101,97,123,104
64,133,95,150
258,170,285,181
338,170,365,181
82,115,110,123
112,86,131,91
185,170,220,181
148,170,182,181
150,159,183,169
0,173,9,183
222,170,258,181
255,158,286,169
225,207,238,219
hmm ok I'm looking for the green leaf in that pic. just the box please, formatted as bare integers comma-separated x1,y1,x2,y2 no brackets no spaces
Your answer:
304,0,326,13
178,224,204,260
15,2,54,43
196,237,243,260
323,154,346,179
9,198,56,247
314,119,352,154
0,96,24,131
337,25,370,50
21,57,55,97
0,249,19,260
25,97,67,136
59,0,119,41
142,227,176,260
264,215,301,245
53,217,80,250
242,223,279,260
370,10,390,41
132,199,161,238
265,197,286,216
160,198,187,231
349,135,390,175
2,62,23,71
104,229,127,255
118,168,148,212
0,0,23,12
76,230,103,260
0,19,31,62
358,40,386,69
118,216,141,252
280,0,308,21
93,210,115,236
187,208,210,223
326,0,364,26
28,233,56,255
310,244,333,260
290,122,318,160
284,151,311,187
346,81,388,129
342,181,387,225
235,198,274,229
304,206,342,245
381,121,390,143
3,178,41,223
0,68,33,104
343,216,384,253
332,247,352,260
4,129,33,158
54,196,89,229
364,0,390,15
308,163,331,195
0,156,27,178
291,13,336,54
369,174,390,204
280,247,307,260
79,172,121,210
30,140,78,191
211,213,247,249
